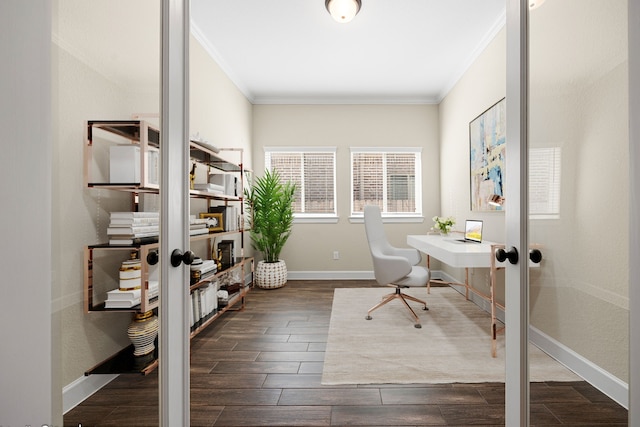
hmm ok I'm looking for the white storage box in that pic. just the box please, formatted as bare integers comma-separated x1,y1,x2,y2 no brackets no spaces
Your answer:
110,145,140,183
109,145,159,185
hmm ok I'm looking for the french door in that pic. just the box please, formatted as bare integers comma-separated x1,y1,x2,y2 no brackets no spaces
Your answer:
506,0,635,425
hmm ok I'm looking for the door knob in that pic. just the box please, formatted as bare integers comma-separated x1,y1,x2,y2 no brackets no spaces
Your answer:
146,250,159,266
171,249,195,267
495,246,519,265
529,249,542,264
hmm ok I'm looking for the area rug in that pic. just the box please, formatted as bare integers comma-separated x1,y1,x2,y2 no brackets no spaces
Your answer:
321,287,580,385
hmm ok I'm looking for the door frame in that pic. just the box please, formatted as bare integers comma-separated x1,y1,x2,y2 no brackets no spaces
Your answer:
160,0,191,425
505,0,529,424
629,1,639,425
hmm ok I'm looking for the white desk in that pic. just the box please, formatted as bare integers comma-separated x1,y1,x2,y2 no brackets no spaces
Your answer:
407,234,505,357
407,234,498,268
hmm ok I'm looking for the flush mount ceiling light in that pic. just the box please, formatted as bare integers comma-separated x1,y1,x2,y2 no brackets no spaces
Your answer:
325,0,362,23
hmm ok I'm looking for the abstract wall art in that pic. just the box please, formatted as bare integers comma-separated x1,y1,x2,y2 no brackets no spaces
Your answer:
469,98,506,211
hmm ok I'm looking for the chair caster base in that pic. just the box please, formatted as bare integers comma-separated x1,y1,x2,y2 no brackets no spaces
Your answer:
422,306,429,311
414,323,422,328
365,315,372,320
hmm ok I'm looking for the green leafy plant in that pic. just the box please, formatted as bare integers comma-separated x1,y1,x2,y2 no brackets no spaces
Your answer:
432,216,455,234
244,169,296,263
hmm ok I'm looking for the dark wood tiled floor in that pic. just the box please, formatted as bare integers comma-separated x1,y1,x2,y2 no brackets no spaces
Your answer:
65,280,628,426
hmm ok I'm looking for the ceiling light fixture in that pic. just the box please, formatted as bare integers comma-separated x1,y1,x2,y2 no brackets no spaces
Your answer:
325,0,361,23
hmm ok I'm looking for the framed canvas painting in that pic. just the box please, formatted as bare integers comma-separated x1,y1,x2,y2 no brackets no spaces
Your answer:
469,98,506,211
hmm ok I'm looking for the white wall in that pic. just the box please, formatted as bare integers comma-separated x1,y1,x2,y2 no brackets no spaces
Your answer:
252,104,440,274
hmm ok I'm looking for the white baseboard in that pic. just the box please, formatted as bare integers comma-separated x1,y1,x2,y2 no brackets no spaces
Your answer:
439,270,629,409
529,326,628,409
63,374,118,414
287,270,375,280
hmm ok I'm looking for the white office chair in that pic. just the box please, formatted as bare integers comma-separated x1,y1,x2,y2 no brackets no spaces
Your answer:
363,205,431,328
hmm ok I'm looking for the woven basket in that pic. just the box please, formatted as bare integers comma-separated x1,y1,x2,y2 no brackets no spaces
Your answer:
255,260,287,289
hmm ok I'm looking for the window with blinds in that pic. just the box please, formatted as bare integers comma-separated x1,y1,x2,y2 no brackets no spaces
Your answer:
265,147,337,217
529,146,561,218
351,148,422,216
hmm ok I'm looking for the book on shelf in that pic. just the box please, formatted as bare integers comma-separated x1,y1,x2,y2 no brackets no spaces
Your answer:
109,235,159,245
190,283,217,329
110,211,159,219
207,205,239,232
193,183,224,194
108,230,159,238
107,225,159,235
104,297,141,309
147,281,159,298
104,281,158,308
106,288,141,301
189,228,209,236
109,217,160,226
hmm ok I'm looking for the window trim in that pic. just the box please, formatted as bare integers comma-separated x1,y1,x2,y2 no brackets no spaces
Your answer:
529,146,561,220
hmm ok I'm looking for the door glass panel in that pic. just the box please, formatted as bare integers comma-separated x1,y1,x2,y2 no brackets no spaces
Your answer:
529,0,629,420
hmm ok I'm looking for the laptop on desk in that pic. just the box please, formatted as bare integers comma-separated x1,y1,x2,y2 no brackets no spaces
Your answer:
454,220,483,243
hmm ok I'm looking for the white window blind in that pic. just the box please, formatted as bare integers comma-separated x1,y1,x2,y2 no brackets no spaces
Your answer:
529,147,561,218
265,147,337,217
351,148,422,216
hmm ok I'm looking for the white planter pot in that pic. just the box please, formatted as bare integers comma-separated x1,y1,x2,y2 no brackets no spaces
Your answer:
255,259,287,289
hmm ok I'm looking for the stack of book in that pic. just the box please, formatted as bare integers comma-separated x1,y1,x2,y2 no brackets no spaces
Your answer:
193,182,224,195
190,257,218,285
108,212,159,245
104,280,159,309
190,216,209,236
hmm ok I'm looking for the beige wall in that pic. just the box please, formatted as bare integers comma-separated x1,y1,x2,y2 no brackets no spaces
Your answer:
252,104,440,273
438,28,506,296
528,0,629,381
189,37,254,260
190,37,253,166
55,42,156,386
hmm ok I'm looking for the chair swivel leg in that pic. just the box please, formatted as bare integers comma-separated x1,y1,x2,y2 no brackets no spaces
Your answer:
401,293,429,311
366,287,427,328
398,293,422,328
365,293,398,320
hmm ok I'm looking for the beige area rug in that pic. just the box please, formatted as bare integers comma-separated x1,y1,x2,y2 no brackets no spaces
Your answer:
322,287,580,385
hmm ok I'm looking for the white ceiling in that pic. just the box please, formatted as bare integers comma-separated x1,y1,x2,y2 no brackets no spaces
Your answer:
191,0,506,104
54,0,508,105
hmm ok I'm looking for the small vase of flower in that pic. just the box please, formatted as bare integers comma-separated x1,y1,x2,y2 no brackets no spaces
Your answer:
432,216,455,235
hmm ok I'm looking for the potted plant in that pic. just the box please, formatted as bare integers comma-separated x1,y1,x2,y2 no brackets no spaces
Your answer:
244,169,296,289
